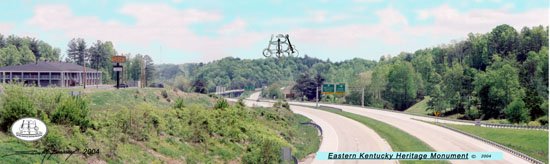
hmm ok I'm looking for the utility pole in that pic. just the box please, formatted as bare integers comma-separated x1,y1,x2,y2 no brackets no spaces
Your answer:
316,86,319,108
361,87,365,107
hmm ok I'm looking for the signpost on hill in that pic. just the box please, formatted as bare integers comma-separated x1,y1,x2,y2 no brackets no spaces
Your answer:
112,55,126,89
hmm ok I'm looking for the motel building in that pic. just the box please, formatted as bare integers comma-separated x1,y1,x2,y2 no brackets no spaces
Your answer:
0,61,102,87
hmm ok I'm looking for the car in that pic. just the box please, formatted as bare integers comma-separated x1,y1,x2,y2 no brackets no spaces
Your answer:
148,83,164,88
114,83,128,88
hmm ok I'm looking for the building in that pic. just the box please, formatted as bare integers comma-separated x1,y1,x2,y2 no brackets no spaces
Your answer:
0,61,102,87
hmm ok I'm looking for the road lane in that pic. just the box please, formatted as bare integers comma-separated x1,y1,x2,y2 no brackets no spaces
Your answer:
288,101,531,164
230,93,396,164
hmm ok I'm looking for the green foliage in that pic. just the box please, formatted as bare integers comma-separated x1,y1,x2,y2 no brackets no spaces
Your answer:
504,99,529,123
173,97,185,109
214,98,229,109
51,96,91,131
262,83,284,99
463,106,481,120
385,61,418,110
0,84,37,131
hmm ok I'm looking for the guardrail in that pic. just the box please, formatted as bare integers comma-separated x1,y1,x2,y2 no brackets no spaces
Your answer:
300,122,323,136
481,123,548,130
283,100,548,131
412,118,544,164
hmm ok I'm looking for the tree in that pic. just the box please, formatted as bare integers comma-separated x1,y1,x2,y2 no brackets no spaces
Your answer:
488,24,519,59
427,84,449,114
504,99,529,123
143,55,155,86
19,46,35,64
292,72,318,101
67,38,88,66
385,61,418,110
192,75,208,94
473,56,524,118
2,45,21,66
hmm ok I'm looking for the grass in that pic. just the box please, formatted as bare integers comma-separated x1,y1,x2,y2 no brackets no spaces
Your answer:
404,96,432,115
444,123,548,163
318,106,448,164
0,85,320,163
291,114,321,159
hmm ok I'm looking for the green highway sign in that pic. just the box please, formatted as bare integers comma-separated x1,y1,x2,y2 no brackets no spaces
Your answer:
335,83,346,94
322,84,335,94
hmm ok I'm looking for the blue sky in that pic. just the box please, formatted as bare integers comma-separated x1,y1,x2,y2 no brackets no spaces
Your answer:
0,0,547,64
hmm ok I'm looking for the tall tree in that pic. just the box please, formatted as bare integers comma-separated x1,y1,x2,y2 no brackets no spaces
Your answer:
385,61,418,110
67,38,88,66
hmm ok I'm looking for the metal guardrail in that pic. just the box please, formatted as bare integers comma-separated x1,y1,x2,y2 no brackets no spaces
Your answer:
300,122,323,136
285,100,548,131
482,123,548,130
412,118,544,164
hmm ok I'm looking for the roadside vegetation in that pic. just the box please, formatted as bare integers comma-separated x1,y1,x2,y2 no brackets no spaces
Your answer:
318,106,448,164
444,123,548,163
0,84,320,163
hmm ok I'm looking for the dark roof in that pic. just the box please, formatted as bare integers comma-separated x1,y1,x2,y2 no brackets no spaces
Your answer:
0,61,98,72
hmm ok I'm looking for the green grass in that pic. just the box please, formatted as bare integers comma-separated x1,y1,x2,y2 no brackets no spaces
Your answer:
292,114,321,159
319,107,448,164
405,96,432,115
444,124,548,163
0,85,320,163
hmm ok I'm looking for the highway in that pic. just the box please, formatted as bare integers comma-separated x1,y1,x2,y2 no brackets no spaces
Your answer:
233,92,396,164
286,100,531,164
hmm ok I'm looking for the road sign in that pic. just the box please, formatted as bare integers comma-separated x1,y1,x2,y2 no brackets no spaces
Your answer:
322,84,335,94
113,66,123,72
335,83,345,94
111,56,126,63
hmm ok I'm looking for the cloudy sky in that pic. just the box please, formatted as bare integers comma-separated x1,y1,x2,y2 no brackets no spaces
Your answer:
0,0,547,64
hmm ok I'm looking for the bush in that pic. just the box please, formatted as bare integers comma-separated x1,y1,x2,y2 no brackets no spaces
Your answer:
174,97,185,109
237,98,246,107
528,121,541,126
504,99,530,123
0,85,37,131
51,96,91,131
463,106,481,120
536,116,548,125
161,90,169,99
214,98,229,110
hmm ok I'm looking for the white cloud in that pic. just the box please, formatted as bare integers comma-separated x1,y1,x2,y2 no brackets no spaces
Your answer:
0,23,13,34
353,0,383,3
218,18,247,35
410,4,549,37
27,4,263,63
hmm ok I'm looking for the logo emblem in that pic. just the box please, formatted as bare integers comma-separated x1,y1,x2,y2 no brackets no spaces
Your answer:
10,118,47,141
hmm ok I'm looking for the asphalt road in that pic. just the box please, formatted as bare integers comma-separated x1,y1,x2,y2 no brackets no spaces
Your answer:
232,92,396,164
287,101,531,164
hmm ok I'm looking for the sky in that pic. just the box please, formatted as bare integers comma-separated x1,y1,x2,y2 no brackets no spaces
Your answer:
0,0,548,64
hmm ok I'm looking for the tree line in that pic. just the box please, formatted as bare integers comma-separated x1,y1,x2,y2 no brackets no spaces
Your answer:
159,24,548,124
0,34,60,66
65,38,156,84
0,35,157,85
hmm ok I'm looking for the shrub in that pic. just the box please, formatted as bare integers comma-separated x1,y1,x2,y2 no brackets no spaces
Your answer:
161,90,169,99
536,115,548,125
528,121,541,126
463,106,481,120
0,85,37,131
174,97,185,109
237,98,246,107
214,98,229,110
504,99,529,123
51,96,91,131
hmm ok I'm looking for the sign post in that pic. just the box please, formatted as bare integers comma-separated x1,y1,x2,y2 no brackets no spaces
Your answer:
111,56,126,89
